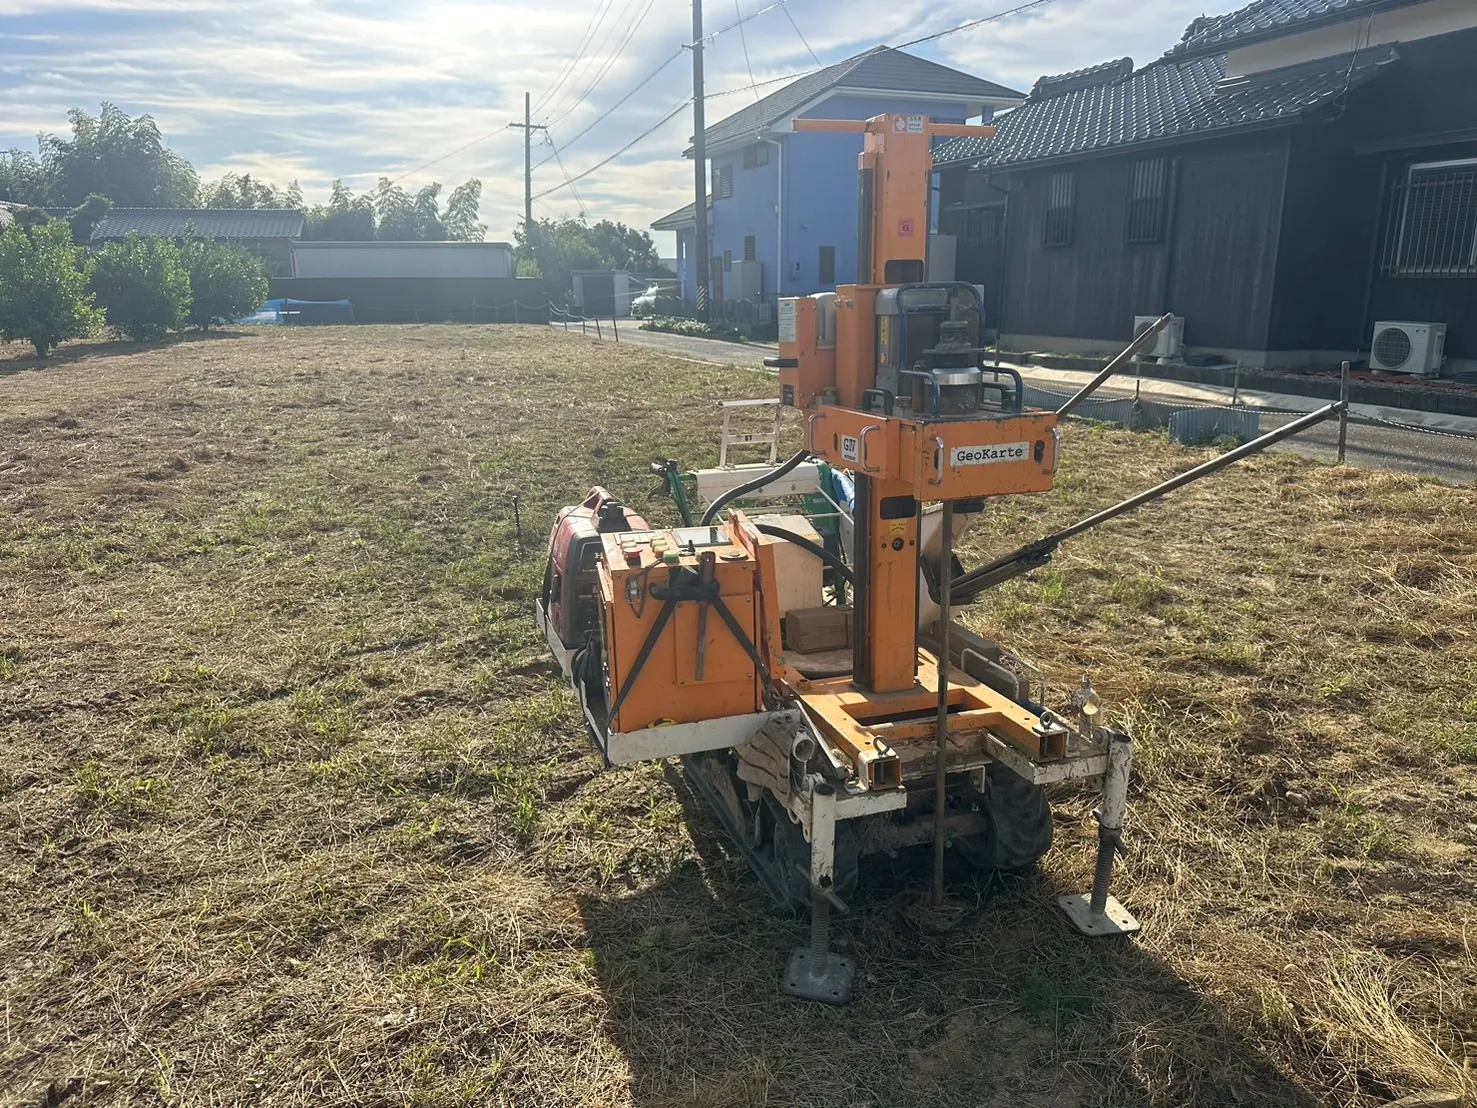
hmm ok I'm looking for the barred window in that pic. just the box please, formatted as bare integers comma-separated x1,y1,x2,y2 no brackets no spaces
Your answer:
818,245,835,284
1043,171,1074,247
742,144,770,169
1126,157,1168,243
941,205,1004,245
711,163,734,199
743,234,756,261
723,249,732,272
1379,159,1477,277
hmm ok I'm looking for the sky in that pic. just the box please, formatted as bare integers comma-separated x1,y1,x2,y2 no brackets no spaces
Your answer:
0,0,1218,251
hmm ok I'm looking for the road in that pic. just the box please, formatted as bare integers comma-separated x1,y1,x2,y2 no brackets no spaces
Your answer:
571,322,1477,484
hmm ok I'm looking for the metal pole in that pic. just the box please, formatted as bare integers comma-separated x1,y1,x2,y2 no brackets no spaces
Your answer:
931,501,953,907
524,92,533,237
690,0,711,322
508,95,546,264
1338,360,1351,464
1057,314,1172,418
1231,362,1241,407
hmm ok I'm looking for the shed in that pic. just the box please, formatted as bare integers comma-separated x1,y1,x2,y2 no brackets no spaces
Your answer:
91,208,306,277
290,241,514,279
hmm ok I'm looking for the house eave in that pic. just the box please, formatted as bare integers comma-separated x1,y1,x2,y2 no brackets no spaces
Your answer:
954,115,1303,174
1171,0,1420,60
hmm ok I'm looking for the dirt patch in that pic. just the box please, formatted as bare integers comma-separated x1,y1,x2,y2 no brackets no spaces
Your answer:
0,326,1472,1107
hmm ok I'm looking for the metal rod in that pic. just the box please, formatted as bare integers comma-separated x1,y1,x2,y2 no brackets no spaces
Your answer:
1056,313,1172,418
512,495,523,557
931,500,953,908
1048,400,1346,547
952,400,1348,597
1338,360,1351,464
1089,731,1132,915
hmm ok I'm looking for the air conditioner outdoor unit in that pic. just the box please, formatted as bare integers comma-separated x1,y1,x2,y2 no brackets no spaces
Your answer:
1133,314,1185,359
1369,321,1445,376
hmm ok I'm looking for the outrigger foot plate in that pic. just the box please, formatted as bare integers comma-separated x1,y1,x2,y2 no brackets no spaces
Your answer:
782,948,854,1005
1058,893,1141,936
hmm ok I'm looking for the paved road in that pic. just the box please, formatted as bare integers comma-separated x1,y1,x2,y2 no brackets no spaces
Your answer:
1054,379,1477,484
567,323,1477,484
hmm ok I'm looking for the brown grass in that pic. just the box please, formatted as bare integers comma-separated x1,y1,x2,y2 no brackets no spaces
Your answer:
0,325,1473,1107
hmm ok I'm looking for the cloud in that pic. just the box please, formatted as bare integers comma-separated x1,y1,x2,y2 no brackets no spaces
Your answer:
0,0,1219,245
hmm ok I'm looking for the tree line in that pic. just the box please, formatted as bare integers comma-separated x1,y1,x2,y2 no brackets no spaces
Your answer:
0,103,487,242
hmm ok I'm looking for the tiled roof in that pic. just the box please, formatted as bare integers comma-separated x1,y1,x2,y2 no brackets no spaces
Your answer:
933,46,1397,170
1171,0,1420,57
689,46,1023,154
92,208,305,241
650,198,710,230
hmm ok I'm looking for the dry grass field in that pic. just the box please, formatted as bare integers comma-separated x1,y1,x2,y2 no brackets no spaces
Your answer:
0,325,1473,1108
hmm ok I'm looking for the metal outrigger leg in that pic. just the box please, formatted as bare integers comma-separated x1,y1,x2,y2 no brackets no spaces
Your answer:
1058,728,1141,936
781,781,856,1005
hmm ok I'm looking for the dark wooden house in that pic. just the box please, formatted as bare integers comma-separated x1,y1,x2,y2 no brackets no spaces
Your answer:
935,0,1477,375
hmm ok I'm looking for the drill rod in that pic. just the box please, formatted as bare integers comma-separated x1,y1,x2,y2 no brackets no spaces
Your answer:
953,400,1348,600
1055,313,1172,418
931,501,954,907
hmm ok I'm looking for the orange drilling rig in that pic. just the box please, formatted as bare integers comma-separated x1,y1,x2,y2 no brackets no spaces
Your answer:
538,113,1343,1004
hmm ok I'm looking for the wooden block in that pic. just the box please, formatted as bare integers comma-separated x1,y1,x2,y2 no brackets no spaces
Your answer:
785,606,853,653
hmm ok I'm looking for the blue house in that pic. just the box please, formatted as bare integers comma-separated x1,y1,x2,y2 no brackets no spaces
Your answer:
652,46,1022,309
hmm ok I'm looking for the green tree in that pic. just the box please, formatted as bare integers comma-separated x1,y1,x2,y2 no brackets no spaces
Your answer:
441,179,485,242
0,149,47,204
66,194,112,245
304,180,376,241
89,232,191,340
514,217,669,298
199,173,304,210
180,238,268,329
303,177,484,242
0,221,103,356
40,103,198,208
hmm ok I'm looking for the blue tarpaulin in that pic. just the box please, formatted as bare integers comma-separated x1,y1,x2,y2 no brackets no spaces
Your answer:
237,298,355,325
278,299,355,324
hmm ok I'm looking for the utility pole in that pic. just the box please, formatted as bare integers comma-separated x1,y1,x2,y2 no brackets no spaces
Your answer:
690,0,711,320
508,93,547,246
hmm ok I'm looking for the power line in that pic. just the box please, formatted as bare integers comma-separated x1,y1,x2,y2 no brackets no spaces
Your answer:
532,48,685,169
781,1,821,66
532,96,691,200
735,0,760,102
534,0,620,116
548,0,662,128
894,0,1060,49
544,133,588,216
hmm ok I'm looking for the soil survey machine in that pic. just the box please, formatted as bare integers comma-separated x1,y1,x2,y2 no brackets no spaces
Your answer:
537,113,1345,1004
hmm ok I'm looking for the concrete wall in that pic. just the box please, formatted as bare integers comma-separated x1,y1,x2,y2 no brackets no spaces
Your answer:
291,241,514,279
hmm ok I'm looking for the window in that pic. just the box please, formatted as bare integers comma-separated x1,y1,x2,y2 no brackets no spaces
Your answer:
818,245,836,285
1043,171,1075,247
743,235,756,261
711,163,734,199
723,249,732,272
1379,159,1477,277
940,205,1004,246
742,143,770,169
1126,157,1168,243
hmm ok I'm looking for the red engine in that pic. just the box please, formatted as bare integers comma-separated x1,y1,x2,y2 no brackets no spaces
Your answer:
542,487,650,650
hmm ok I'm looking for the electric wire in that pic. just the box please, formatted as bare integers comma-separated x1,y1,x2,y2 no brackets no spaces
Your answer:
534,0,620,116
547,0,656,127
781,1,821,66
544,133,588,216
533,48,686,169
531,97,691,199
735,0,760,102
